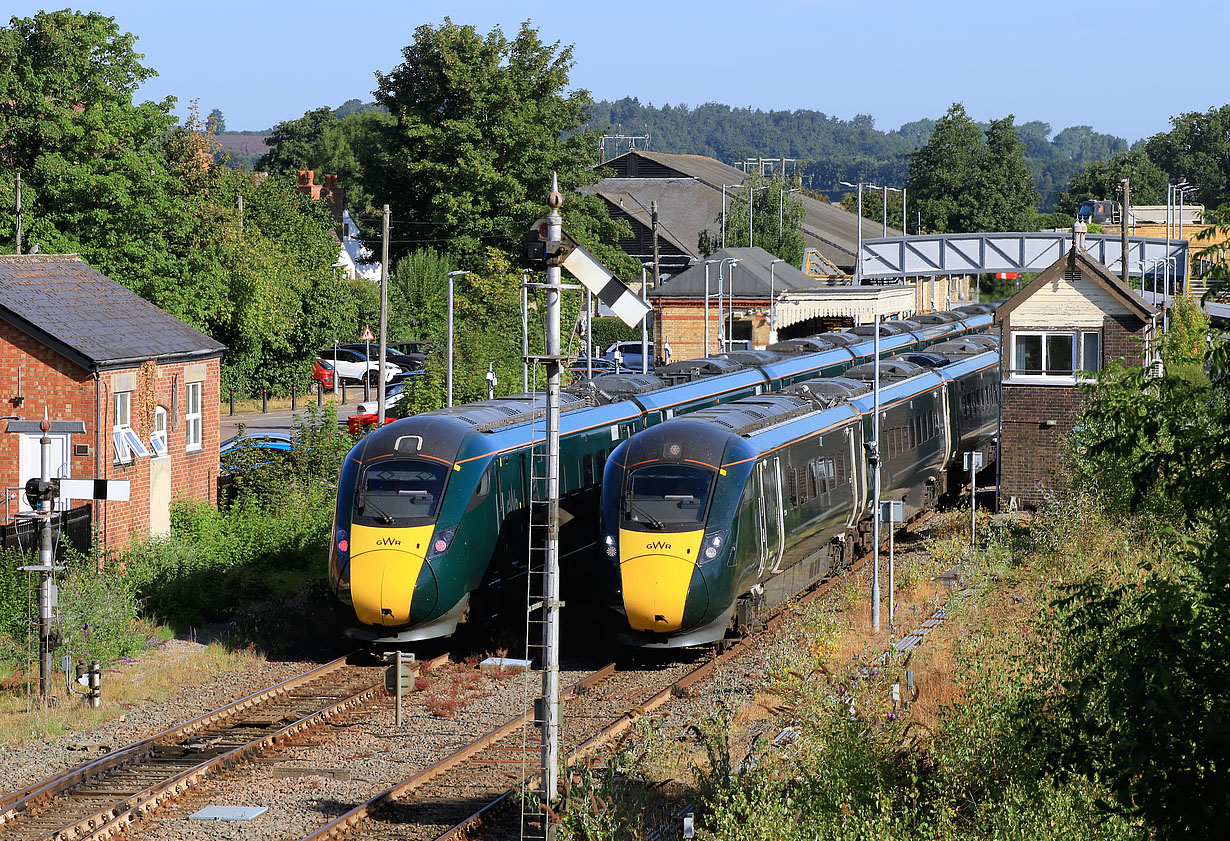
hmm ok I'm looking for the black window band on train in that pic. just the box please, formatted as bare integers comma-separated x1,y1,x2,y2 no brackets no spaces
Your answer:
624,464,716,530
354,459,450,526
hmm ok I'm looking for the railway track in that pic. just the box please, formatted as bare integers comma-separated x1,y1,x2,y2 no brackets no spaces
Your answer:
0,653,395,841
301,518,928,841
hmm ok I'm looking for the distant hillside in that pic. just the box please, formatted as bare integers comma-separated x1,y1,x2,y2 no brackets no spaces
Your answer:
584,98,1129,212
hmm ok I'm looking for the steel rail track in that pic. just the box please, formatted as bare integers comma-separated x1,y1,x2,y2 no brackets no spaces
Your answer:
0,651,412,841
431,511,939,841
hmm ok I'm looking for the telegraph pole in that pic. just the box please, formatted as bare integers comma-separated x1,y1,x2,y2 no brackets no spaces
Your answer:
15,171,22,254
540,176,564,810
378,204,390,426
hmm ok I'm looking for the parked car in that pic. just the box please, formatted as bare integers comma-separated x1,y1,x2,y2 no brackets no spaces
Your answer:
312,358,337,391
314,348,402,384
220,432,294,471
604,341,648,372
354,380,412,416
336,343,424,372
567,357,627,382
390,340,437,358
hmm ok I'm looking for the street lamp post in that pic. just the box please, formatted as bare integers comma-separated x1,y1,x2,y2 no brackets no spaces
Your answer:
882,186,902,238
839,181,868,284
521,269,530,392
1177,182,1197,295
703,259,718,356
779,187,801,243
769,258,784,345
722,184,743,249
447,270,470,407
640,262,655,373
719,258,740,351
748,185,769,248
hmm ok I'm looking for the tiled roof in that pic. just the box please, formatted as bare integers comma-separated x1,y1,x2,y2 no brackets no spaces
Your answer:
0,254,226,371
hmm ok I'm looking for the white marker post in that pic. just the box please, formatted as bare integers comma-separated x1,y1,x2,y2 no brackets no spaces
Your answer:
880,500,903,624
964,451,984,550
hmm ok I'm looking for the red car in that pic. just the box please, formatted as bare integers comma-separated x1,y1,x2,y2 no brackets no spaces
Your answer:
346,411,397,435
312,358,336,391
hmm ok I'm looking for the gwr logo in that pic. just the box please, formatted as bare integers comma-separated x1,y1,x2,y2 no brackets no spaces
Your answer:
376,537,402,547
645,540,672,551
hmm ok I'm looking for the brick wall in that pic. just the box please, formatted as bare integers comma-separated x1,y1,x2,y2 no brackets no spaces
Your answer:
0,320,221,549
999,383,1087,510
1103,313,1148,366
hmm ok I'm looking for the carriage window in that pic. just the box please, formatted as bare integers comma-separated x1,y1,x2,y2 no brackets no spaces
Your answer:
356,459,450,525
583,454,594,486
787,468,798,506
625,464,715,528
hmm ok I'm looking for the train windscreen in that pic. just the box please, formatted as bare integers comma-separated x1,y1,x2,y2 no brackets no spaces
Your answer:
355,459,450,526
624,464,714,529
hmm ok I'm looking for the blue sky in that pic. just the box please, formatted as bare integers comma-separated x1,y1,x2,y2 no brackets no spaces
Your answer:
8,1,1225,143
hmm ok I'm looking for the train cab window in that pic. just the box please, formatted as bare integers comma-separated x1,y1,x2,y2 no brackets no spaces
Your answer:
624,464,715,529
356,459,449,525
467,466,492,512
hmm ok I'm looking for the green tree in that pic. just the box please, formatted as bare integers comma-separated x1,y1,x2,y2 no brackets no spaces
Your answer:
905,103,987,233
0,10,183,273
206,107,225,133
907,106,1039,233
1146,105,1230,208
699,172,806,263
367,19,620,270
1054,148,1168,217
978,115,1039,231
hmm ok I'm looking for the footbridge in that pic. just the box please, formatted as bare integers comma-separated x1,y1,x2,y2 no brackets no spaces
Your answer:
859,232,1189,285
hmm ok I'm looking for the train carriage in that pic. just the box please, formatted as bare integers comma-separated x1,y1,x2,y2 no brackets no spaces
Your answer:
601,349,1001,648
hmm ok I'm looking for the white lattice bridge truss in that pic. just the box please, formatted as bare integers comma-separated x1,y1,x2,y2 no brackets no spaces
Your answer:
859,232,1189,283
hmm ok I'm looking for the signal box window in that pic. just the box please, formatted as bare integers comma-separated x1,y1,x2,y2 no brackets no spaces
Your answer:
1012,331,1099,381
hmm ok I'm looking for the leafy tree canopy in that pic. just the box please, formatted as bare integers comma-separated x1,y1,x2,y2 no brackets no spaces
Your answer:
905,104,1038,233
1146,104,1230,208
1054,148,1168,217
367,19,618,270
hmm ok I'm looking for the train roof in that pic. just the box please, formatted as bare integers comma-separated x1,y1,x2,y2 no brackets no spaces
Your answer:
956,303,996,315
930,349,999,380
899,351,950,368
766,337,838,354
850,322,916,337
927,338,994,356
677,393,819,436
911,312,960,324
782,377,872,407
656,356,745,380
844,359,929,381
427,391,589,432
718,349,785,366
809,332,864,348
963,333,1000,349
580,373,669,400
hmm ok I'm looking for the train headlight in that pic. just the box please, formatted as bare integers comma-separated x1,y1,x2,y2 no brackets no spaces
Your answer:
702,530,729,562
604,534,617,558
427,526,457,559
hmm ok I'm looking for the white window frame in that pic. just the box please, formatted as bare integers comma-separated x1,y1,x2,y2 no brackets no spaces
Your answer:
151,406,168,456
113,391,150,463
185,382,202,451
1010,331,1088,383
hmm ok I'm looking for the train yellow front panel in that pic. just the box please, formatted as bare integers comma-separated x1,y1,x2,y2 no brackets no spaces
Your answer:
619,529,704,632
348,524,434,626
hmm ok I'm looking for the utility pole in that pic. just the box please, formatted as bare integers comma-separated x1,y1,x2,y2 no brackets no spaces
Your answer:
378,204,390,426
237,194,244,236
15,171,22,254
1119,178,1130,286
651,200,661,363
540,176,564,812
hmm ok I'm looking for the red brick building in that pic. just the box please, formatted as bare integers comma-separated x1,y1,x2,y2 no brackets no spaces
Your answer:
995,237,1158,510
0,255,225,549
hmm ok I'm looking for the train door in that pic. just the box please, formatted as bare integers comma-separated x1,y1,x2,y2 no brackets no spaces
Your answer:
766,457,786,573
755,462,769,577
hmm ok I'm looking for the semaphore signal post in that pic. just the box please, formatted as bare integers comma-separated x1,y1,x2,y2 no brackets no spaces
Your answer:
5,413,129,704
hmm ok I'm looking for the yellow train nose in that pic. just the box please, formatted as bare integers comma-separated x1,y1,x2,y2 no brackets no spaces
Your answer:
619,529,704,632
348,524,434,626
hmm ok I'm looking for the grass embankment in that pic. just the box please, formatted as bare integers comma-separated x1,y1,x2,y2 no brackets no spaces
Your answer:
0,406,352,745
558,498,1159,840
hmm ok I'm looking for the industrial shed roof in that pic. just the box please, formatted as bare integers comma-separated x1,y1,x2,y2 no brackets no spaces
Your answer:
0,254,226,372
588,150,902,271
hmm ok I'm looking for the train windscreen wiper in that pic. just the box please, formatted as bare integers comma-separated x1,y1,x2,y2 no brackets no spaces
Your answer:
357,486,396,524
623,497,664,529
